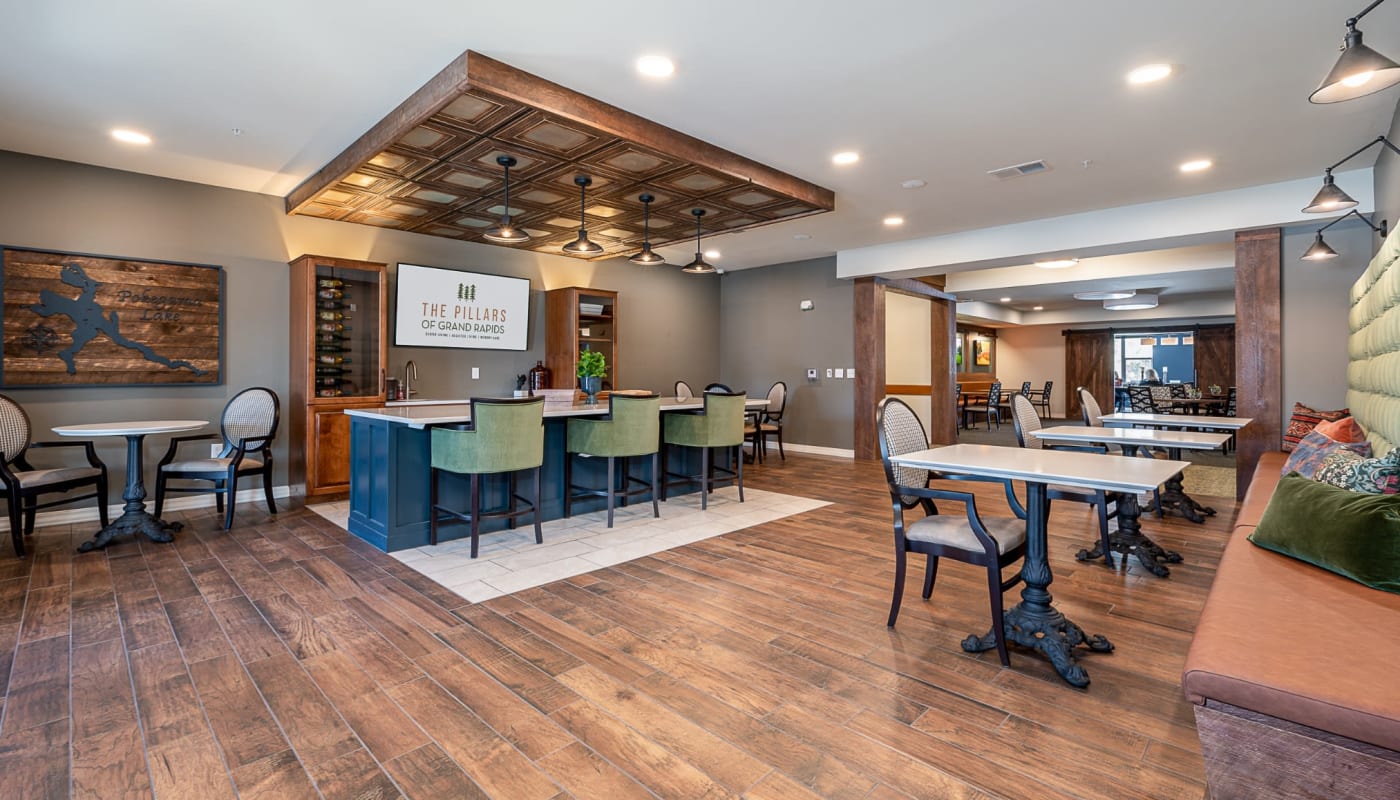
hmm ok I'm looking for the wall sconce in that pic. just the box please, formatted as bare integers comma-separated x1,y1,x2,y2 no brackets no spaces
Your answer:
1302,135,1400,213
799,299,814,311
1310,0,1400,103
1300,209,1388,261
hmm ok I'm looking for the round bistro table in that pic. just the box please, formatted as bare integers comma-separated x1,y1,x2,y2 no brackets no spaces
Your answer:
53,420,208,552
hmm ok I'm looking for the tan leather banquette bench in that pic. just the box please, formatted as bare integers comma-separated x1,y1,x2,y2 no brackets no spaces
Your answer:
1181,451,1400,799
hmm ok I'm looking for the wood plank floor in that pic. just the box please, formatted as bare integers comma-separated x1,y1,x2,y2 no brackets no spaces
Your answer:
0,453,1232,799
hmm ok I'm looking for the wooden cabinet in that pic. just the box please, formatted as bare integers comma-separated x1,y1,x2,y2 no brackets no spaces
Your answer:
545,287,618,390
288,254,387,498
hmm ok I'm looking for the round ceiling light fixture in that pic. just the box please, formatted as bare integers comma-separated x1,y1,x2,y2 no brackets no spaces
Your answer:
831,151,860,166
1073,289,1137,301
1104,293,1159,311
883,216,904,226
635,55,675,78
1127,63,1173,84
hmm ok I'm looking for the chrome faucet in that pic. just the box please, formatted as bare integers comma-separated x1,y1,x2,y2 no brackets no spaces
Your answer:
403,360,419,399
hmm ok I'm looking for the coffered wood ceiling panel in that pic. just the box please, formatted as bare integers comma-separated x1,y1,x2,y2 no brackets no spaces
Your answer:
286,51,835,260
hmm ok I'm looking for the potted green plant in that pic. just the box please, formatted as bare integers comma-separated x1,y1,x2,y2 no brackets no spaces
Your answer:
576,350,606,404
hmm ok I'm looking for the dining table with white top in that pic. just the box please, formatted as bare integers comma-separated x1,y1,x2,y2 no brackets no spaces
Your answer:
1032,425,1233,576
53,419,207,552
889,443,1186,687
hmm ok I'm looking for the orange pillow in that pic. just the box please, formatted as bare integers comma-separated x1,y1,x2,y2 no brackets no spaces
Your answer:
1314,416,1367,444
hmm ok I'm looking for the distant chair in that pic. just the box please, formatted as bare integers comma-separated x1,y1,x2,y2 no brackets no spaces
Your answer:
1149,385,1177,414
674,380,694,400
1079,386,1163,518
1033,381,1053,419
0,394,109,557
704,382,733,393
745,381,787,462
155,387,279,531
1126,386,1155,413
1012,394,1116,567
963,382,1003,430
954,384,963,430
876,397,1026,666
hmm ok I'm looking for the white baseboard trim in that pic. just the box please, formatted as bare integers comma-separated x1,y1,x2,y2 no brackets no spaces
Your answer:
766,441,855,459
1,485,296,534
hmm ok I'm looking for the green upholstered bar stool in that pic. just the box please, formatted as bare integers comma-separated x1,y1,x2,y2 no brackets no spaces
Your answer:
564,393,661,527
662,391,746,510
429,396,544,558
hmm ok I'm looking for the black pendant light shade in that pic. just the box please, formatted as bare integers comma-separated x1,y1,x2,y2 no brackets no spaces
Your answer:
483,155,531,244
1301,232,1340,261
1310,2,1400,104
628,194,667,265
1300,209,1388,261
561,175,604,255
1302,169,1360,213
681,208,716,274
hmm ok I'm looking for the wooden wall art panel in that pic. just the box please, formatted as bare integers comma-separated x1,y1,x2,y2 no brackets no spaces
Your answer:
286,51,835,260
1,247,222,386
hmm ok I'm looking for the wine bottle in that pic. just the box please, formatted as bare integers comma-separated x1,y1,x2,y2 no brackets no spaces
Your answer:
317,288,344,300
318,310,350,322
316,388,344,398
318,355,352,365
315,365,348,376
317,278,344,289
316,322,351,333
317,300,344,311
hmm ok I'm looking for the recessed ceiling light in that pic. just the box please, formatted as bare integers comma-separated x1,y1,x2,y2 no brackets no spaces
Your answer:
999,297,1012,303
792,233,812,240
832,151,860,166
883,216,904,226
1127,63,1173,84
1032,305,1045,311
704,249,721,259
111,128,151,145
635,55,675,78
1073,289,1137,301
901,179,927,189
1034,258,1079,269
1180,159,1213,173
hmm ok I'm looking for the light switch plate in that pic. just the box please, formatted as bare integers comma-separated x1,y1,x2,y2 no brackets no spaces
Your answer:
806,368,818,380
825,368,833,378
833,368,845,379
471,367,480,379
847,367,856,378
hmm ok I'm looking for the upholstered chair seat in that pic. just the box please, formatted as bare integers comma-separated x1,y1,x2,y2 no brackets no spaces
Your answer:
905,513,1027,554
566,394,661,527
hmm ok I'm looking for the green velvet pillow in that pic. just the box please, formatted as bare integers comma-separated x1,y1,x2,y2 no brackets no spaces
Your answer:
1248,472,1400,595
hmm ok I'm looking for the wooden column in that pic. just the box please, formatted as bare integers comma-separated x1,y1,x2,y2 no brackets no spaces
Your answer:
929,296,957,445
853,278,885,461
1234,228,1282,499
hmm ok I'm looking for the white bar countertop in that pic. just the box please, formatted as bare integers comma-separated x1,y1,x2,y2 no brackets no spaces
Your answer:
1034,425,1232,451
890,443,1187,494
1099,412,1253,431
348,396,769,429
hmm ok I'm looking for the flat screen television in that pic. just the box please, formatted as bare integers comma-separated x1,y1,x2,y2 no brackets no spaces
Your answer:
393,263,530,351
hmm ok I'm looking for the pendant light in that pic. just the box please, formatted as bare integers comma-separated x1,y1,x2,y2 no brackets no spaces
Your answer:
1301,209,1388,261
561,175,604,255
681,208,716,274
1309,0,1400,104
628,194,667,265
483,155,531,244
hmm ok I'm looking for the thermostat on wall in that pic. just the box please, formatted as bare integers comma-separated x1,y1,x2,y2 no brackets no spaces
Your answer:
799,299,814,311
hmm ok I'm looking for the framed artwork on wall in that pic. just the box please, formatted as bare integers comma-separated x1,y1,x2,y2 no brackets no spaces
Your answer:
0,246,223,387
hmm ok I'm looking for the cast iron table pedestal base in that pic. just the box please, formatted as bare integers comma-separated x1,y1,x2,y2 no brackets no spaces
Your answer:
962,482,1113,687
1075,492,1182,577
1146,446,1216,524
77,432,183,553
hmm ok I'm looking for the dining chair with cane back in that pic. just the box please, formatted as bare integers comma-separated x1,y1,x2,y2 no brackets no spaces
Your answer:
429,396,545,557
564,393,661,527
1012,393,1118,567
745,381,787,463
0,394,109,557
674,380,694,400
154,387,279,531
1078,386,1164,519
876,397,1027,666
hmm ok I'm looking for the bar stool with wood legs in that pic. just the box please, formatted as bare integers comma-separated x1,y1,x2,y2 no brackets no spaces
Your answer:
662,391,746,510
565,393,661,527
429,396,544,558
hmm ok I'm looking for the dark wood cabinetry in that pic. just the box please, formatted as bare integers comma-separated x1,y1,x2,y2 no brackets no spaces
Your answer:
289,254,387,498
545,287,618,391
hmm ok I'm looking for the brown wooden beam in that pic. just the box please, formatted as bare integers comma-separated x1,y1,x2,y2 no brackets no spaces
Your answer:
929,296,957,445
1234,227,1282,499
876,276,957,303
853,278,885,461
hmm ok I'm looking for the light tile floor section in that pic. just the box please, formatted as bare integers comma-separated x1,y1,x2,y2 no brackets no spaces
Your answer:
308,487,829,603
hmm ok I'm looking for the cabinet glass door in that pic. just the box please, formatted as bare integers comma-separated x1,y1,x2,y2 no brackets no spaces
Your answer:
313,264,382,399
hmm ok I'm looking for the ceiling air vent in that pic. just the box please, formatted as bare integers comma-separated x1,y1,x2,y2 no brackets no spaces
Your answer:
986,159,1051,180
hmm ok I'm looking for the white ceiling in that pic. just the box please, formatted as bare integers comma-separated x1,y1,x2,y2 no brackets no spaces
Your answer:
2,1,1397,272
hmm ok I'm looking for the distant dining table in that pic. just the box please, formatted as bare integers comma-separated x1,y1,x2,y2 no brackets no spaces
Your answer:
1032,425,1233,576
889,443,1186,687
1169,397,1229,415
54,419,207,552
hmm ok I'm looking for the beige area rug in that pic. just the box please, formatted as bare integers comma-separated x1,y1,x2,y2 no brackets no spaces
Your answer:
309,487,828,603
1181,464,1237,499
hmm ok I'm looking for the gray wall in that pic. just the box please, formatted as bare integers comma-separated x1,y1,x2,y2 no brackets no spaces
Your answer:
1376,97,1400,241
0,150,720,500
718,256,854,450
1281,221,1373,412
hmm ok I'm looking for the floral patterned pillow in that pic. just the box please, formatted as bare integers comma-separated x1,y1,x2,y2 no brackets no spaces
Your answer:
1313,447,1400,494
1280,428,1373,479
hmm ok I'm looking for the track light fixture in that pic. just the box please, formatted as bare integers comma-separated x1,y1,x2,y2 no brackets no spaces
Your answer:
483,155,531,243
1303,135,1400,213
1310,0,1400,104
1301,210,1388,261
561,175,604,255
681,209,716,274
628,194,666,265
